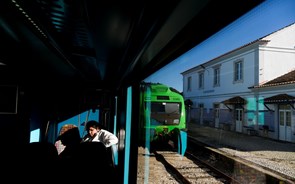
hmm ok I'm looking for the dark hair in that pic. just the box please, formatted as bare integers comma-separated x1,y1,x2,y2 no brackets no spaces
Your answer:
85,120,102,131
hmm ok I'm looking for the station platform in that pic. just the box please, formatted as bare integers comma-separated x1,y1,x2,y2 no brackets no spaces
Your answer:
186,122,295,182
187,123,295,152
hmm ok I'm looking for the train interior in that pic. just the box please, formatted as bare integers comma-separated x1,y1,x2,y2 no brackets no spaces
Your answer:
0,0,264,183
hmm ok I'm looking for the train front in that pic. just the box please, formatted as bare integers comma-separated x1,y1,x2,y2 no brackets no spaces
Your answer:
140,83,187,154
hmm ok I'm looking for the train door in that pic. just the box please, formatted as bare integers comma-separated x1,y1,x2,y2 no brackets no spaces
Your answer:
235,108,243,132
279,104,292,142
214,103,220,128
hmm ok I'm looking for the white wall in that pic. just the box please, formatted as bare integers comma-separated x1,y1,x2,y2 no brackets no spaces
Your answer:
259,47,295,83
263,23,295,48
183,48,257,106
183,23,295,110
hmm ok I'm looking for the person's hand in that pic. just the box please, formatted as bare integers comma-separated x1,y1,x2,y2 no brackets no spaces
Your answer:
82,134,91,142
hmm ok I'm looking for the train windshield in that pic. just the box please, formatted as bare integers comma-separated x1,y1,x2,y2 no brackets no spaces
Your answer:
150,102,181,125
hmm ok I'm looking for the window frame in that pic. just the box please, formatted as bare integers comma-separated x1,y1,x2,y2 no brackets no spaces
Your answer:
234,59,244,82
198,72,204,89
213,66,220,87
187,76,192,91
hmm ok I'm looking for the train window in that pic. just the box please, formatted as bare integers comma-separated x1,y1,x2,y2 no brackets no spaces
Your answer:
141,1,295,183
165,103,180,115
30,128,40,143
150,102,181,125
151,103,165,113
57,109,99,137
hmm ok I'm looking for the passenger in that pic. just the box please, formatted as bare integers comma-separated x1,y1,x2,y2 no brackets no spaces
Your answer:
55,124,77,154
82,120,118,168
82,120,118,148
56,126,82,160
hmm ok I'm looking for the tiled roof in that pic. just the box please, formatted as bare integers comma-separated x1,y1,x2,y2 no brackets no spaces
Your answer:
182,22,295,74
221,96,247,104
250,69,295,89
261,94,295,104
181,39,269,74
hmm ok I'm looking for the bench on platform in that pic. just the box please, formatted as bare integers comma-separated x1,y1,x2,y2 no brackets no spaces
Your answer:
243,126,257,135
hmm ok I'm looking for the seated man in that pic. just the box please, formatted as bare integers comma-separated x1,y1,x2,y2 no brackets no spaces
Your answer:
82,120,118,148
82,120,118,167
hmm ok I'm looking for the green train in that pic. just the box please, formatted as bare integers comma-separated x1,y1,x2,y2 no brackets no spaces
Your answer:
139,82,187,155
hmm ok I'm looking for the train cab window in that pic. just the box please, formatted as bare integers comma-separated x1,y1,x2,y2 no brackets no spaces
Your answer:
150,102,181,125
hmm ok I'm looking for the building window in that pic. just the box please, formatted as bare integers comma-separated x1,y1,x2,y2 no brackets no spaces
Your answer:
234,60,243,82
187,76,192,91
199,72,204,89
213,67,220,86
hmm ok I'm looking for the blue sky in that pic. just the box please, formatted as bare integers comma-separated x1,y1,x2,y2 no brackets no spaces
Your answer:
144,0,295,92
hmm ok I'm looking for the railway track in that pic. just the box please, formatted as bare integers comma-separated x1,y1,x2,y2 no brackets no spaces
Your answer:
153,149,232,184
137,144,228,183
142,137,294,184
184,151,237,183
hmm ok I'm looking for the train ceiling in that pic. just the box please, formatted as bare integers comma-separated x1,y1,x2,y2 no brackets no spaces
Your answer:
0,0,264,120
